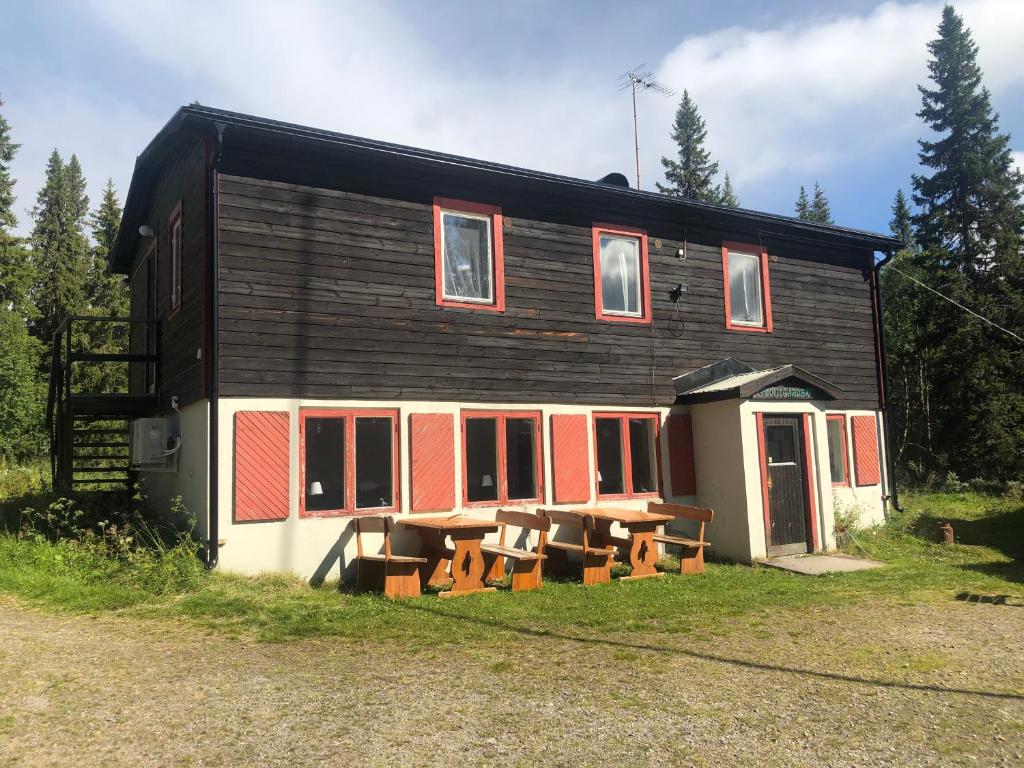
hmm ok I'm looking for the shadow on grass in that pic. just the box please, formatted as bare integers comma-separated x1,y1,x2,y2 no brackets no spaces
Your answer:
395,599,1024,702
915,503,1024,584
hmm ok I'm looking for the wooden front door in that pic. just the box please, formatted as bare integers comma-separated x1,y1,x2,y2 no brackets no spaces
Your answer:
762,415,811,556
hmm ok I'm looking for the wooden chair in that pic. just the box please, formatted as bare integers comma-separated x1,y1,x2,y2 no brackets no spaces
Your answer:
649,502,713,575
538,509,615,585
481,509,550,592
353,515,428,599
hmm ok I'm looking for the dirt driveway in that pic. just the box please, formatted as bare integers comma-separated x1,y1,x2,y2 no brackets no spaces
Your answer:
1,595,1022,767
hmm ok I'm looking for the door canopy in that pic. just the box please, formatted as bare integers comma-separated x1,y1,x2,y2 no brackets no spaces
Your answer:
673,359,841,404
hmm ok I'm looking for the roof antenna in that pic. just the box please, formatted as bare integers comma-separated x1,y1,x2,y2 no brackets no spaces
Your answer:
618,65,675,190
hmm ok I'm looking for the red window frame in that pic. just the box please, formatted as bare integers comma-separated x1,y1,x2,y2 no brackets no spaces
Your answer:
167,201,183,319
298,408,400,518
722,240,773,333
592,412,662,500
460,410,544,507
826,414,850,487
433,197,505,312
591,223,652,324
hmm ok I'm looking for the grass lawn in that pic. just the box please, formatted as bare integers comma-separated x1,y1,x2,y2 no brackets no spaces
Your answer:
2,483,1022,766
1,485,1021,645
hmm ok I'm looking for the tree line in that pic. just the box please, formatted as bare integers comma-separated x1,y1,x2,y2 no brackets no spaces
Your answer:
657,4,1022,483
0,100,127,464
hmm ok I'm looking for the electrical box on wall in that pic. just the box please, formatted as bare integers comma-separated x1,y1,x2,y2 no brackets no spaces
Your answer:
130,418,170,467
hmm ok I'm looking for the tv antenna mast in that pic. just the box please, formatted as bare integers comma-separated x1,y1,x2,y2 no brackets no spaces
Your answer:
618,65,675,190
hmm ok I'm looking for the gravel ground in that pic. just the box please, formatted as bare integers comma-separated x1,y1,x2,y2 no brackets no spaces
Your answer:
1,594,1022,767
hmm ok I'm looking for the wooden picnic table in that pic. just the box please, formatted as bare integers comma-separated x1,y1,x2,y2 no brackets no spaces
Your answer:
579,507,673,579
400,515,500,598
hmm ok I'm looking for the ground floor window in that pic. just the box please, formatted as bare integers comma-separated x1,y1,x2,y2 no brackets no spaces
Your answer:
462,411,543,505
300,409,398,516
594,414,660,498
826,414,849,486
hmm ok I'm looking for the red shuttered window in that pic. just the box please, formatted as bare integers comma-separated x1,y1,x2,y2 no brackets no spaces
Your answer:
233,411,290,522
550,414,590,504
851,414,881,486
299,409,400,517
666,413,696,496
593,413,661,500
433,197,506,312
461,411,544,506
409,413,456,512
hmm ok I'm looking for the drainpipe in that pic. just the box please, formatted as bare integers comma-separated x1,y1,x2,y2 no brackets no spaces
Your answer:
206,123,226,568
871,249,904,514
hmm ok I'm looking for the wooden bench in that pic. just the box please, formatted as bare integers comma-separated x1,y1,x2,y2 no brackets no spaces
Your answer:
539,509,616,585
481,509,550,592
353,515,428,599
649,502,713,575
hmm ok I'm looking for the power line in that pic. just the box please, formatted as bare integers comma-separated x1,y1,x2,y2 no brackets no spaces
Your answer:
887,265,1024,344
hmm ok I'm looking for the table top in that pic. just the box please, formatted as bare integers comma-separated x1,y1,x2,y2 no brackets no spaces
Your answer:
400,514,500,531
579,507,673,525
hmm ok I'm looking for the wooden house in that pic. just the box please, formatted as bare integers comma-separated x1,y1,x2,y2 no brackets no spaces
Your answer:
49,105,901,576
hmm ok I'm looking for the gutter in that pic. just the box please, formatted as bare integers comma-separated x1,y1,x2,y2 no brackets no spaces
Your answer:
206,122,226,568
871,249,904,515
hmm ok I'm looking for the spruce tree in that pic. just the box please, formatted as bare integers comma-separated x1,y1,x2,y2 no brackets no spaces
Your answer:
657,90,720,202
889,189,916,250
810,182,834,224
912,4,1024,273
794,186,811,220
718,172,739,208
892,3,1024,482
28,150,92,342
0,96,34,317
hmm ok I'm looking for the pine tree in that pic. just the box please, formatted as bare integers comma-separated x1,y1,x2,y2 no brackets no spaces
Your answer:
810,182,834,224
28,150,92,342
718,172,739,208
88,178,128,317
794,186,811,220
888,4,1024,482
657,91,720,202
912,4,1024,273
0,99,45,461
0,96,34,317
889,189,916,250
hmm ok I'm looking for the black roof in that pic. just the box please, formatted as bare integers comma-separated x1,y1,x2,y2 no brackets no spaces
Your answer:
110,104,902,273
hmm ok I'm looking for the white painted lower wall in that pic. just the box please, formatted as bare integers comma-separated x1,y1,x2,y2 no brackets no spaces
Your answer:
136,395,889,578
136,400,210,541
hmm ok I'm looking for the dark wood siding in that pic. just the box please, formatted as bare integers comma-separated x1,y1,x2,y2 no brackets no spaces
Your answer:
214,140,881,410
127,137,208,406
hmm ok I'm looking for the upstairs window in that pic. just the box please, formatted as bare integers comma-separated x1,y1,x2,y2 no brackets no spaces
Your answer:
168,202,183,317
461,411,542,505
594,413,660,498
592,224,651,323
826,415,850,486
433,197,505,312
300,409,399,516
722,241,773,332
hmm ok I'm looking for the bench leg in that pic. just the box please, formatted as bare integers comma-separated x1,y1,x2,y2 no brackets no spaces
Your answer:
679,546,705,575
483,551,506,583
582,552,611,585
510,558,543,592
383,561,422,599
356,558,385,593
544,547,571,578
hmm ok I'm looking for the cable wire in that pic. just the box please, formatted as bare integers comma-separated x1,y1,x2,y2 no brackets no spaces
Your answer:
887,265,1024,345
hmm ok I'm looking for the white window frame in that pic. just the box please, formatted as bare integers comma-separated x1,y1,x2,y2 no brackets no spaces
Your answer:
727,250,764,327
440,208,495,305
599,232,643,318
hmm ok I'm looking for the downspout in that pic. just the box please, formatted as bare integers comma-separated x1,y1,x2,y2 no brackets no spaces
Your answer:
871,249,904,514
206,122,226,568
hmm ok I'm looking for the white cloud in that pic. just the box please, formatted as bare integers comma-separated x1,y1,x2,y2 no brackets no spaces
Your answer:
653,0,1024,186
7,0,1024,237
1013,150,1024,174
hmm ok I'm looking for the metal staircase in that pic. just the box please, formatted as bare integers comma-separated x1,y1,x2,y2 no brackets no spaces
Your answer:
47,316,160,491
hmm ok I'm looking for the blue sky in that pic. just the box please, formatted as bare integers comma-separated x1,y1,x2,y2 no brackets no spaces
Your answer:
2,0,1022,239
